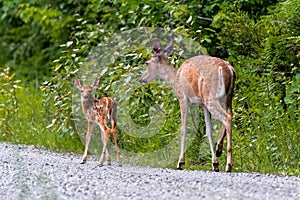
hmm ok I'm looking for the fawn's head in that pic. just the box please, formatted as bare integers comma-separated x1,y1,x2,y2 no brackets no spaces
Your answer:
74,78,100,101
139,40,174,84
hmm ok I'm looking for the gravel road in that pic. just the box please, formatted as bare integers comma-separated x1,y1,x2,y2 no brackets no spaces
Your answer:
1,142,299,200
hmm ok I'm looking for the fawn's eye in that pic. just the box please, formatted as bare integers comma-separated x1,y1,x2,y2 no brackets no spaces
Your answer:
80,90,83,93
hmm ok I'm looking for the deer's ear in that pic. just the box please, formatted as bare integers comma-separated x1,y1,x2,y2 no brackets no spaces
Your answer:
152,40,162,55
164,40,174,57
91,79,100,89
74,78,82,89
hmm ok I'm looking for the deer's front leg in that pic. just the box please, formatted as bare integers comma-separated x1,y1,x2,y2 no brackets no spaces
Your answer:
81,121,93,164
177,100,188,170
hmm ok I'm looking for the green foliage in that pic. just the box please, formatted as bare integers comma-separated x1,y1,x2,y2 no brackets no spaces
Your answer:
231,56,300,175
203,0,300,174
213,9,260,57
285,73,300,115
0,67,22,133
0,0,83,85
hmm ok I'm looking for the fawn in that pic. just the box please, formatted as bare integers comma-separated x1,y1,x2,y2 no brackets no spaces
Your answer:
74,78,122,167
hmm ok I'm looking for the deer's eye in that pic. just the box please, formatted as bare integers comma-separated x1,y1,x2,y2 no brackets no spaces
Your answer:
80,90,83,93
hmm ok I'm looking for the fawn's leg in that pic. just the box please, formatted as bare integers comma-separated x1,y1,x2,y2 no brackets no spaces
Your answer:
111,106,122,166
100,132,111,165
98,121,111,167
111,129,122,166
81,121,93,164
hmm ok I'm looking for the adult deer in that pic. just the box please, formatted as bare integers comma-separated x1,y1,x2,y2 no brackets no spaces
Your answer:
139,40,235,172
74,78,122,167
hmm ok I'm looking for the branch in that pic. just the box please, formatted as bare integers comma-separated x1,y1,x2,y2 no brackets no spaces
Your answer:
197,16,213,22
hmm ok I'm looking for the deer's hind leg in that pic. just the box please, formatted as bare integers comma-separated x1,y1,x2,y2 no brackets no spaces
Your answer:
216,128,226,157
216,94,233,158
203,107,219,172
206,99,233,172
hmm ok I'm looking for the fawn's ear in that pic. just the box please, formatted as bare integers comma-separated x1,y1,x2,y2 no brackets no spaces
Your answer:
164,40,174,57
74,78,82,89
91,79,100,90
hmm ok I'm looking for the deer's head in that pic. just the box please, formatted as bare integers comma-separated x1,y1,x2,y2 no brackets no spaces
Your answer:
139,40,174,84
74,78,100,101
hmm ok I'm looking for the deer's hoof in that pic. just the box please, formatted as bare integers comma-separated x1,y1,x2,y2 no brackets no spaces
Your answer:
225,163,233,173
118,163,122,167
176,161,185,170
107,161,112,166
212,162,219,172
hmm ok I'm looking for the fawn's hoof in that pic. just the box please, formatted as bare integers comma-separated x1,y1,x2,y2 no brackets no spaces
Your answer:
118,163,122,167
80,160,86,164
107,161,112,166
97,163,104,167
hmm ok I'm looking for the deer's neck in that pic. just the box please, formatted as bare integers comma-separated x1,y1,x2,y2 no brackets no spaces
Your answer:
159,64,177,89
81,97,95,116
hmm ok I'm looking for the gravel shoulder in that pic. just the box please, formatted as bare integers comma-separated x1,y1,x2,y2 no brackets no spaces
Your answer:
1,142,299,200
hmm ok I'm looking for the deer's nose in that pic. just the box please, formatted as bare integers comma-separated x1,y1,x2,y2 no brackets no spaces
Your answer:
139,77,146,84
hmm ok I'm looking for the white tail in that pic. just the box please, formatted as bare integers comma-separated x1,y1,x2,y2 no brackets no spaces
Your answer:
139,40,235,172
74,78,122,167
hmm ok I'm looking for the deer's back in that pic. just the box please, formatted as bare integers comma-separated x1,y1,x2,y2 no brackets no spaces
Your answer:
177,55,235,101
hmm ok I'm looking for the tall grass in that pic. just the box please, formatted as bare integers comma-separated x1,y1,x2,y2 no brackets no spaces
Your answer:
0,67,83,153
